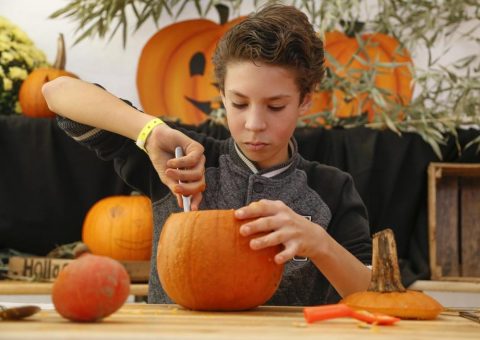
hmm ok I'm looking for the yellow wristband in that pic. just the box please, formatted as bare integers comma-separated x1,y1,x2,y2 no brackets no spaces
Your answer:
135,118,164,153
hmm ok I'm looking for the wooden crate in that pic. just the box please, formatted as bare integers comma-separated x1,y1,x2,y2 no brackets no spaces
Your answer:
428,163,480,282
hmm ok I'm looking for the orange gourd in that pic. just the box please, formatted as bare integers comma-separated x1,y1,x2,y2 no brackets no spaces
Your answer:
136,11,244,125
52,253,130,322
341,229,443,320
82,193,153,261
19,33,78,118
313,31,413,122
157,209,284,311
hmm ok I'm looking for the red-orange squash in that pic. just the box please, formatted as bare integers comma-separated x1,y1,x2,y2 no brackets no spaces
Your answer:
52,253,130,322
136,16,244,125
82,194,153,261
157,209,284,311
319,31,413,121
19,33,78,118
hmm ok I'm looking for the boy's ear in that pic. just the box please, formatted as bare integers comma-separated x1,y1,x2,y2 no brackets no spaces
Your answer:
299,93,313,115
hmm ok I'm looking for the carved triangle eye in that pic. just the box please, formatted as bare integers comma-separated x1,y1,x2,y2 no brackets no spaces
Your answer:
189,52,206,76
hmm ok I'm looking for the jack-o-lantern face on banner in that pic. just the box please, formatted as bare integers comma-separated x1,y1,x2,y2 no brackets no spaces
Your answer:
137,17,245,125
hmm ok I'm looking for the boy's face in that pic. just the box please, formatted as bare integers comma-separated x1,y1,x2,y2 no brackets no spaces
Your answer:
222,61,311,169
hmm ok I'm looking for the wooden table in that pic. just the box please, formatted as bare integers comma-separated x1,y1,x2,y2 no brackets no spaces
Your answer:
0,280,148,297
2,279,479,299
1,303,479,339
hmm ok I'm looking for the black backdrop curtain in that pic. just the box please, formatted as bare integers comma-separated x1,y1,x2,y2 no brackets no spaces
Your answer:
1,115,479,286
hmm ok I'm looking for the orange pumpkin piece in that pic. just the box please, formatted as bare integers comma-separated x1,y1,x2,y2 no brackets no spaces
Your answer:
341,228,443,320
157,209,284,311
82,193,153,261
316,31,413,121
19,33,78,118
137,13,244,125
52,253,130,322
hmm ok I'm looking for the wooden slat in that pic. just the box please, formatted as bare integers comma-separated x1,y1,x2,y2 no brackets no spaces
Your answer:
460,177,480,277
409,280,480,292
431,162,480,177
435,176,460,278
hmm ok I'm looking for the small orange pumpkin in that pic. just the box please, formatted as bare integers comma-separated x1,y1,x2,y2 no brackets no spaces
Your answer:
82,193,153,261
319,31,413,121
157,209,284,311
137,11,244,125
19,33,78,118
52,253,130,322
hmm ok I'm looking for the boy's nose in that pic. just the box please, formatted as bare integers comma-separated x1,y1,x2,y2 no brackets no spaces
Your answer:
244,107,267,131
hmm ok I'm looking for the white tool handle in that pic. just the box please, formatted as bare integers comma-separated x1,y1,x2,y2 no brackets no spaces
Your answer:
175,146,191,212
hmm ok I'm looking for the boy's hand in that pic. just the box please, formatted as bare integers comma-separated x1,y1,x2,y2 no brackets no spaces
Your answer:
145,124,206,210
235,199,327,264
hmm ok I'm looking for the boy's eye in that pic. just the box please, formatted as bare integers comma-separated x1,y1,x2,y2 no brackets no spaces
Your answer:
269,106,285,112
232,102,247,109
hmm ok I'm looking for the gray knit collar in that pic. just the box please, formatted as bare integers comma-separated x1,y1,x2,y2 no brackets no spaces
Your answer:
230,138,298,178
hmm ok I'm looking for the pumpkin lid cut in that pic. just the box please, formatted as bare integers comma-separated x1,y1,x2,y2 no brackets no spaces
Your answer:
341,228,443,320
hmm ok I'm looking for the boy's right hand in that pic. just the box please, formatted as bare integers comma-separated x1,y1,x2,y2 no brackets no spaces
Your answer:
145,123,206,210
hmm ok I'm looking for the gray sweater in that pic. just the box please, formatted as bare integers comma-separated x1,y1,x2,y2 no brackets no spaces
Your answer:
57,116,372,306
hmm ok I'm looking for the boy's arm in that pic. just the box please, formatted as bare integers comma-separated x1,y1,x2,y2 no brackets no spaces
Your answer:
42,76,154,141
42,76,206,209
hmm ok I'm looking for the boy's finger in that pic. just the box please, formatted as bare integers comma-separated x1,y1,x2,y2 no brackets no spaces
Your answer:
235,200,271,219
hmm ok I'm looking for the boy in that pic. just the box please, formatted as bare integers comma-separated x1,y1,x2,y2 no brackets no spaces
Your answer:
43,4,372,305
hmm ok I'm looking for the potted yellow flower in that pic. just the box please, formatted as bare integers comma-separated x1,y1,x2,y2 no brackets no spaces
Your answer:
0,16,48,115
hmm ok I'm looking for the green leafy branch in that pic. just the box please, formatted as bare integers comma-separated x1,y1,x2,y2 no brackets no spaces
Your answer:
49,0,244,47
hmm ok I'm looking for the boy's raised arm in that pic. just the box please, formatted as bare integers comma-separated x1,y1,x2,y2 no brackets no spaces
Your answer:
42,76,206,210
42,76,154,141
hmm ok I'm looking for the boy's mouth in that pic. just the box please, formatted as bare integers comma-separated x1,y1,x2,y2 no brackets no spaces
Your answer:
244,142,267,151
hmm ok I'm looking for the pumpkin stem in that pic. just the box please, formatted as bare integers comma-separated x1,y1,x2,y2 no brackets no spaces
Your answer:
340,20,365,38
53,33,66,70
215,3,229,25
367,228,406,293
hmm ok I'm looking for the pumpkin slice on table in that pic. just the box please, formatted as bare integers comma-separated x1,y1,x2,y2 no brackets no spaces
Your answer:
157,209,284,311
341,228,443,320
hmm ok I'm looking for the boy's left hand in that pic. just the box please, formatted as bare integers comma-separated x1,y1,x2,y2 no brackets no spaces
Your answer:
235,199,327,264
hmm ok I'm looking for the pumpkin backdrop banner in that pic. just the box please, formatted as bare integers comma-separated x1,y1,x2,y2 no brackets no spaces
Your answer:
136,16,414,126
318,31,413,122
136,14,244,125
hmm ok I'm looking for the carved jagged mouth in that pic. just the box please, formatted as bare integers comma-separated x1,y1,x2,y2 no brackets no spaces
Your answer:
185,96,213,114
114,238,151,250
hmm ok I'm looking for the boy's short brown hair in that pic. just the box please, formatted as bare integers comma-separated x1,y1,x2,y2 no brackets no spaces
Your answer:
213,4,325,102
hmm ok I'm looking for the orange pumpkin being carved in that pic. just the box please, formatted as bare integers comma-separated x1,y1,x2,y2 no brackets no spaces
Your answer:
19,33,78,118
137,11,244,125
82,193,153,261
321,31,413,121
157,209,284,311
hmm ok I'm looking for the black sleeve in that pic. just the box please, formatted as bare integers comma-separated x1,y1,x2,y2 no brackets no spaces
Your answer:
308,164,372,265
